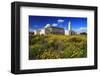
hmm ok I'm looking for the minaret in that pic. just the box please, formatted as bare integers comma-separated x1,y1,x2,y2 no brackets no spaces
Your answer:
68,21,72,35
65,20,72,35
68,21,71,31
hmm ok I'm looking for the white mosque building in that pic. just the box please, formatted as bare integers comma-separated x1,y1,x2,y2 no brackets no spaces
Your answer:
33,21,76,35
64,21,76,35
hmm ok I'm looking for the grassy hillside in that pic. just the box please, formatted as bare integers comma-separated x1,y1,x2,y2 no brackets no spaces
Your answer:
29,34,87,60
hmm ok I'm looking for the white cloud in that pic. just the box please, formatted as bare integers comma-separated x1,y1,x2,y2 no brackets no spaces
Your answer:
44,24,51,28
52,23,58,27
79,27,87,30
57,19,64,23
78,27,87,33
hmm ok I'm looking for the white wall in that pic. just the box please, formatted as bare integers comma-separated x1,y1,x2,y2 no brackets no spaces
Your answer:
0,0,99,76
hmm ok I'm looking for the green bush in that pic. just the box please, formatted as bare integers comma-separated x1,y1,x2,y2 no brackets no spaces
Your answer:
29,34,87,60
37,49,62,59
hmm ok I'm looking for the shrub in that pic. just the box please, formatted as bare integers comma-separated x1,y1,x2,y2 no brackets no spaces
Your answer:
38,49,62,59
29,34,87,59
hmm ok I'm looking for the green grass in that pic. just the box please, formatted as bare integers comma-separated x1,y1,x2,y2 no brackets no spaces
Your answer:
29,34,87,60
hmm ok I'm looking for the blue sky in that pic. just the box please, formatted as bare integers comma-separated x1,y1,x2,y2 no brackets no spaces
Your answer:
29,15,87,32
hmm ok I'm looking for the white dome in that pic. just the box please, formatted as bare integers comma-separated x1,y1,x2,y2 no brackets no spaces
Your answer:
44,24,51,28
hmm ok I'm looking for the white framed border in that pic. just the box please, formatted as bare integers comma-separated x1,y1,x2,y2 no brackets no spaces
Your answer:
20,6,94,70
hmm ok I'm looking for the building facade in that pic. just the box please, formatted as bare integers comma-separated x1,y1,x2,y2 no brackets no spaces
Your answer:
33,21,76,35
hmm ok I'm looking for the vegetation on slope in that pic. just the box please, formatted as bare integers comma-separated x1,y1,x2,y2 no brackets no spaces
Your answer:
29,34,87,60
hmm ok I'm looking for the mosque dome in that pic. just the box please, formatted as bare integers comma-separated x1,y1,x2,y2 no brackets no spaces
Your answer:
44,24,52,28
